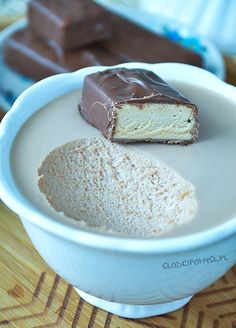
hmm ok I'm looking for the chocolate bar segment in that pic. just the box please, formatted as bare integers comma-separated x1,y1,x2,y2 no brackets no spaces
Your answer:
28,0,111,49
100,14,203,67
3,28,122,80
79,68,199,144
4,12,203,81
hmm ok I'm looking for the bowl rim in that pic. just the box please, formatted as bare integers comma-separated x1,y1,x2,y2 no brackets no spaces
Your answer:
1,62,236,254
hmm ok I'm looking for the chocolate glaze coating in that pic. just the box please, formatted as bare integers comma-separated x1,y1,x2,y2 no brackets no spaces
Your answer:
79,68,199,144
4,12,203,81
100,14,203,67
3,28,122,80
28,0,111,49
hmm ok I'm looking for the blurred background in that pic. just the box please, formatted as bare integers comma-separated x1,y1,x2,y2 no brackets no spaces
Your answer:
1,0,236,53
99,0,236,83
1,0,236,118
108,0,236,56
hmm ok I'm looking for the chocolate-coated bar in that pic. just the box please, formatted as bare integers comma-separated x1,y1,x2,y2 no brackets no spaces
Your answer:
3,28,122,80
100,14,203,66
4,13,203,81
79,68,199,144
28,0,111,49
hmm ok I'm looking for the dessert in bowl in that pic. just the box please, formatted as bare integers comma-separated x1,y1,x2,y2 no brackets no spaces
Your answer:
0,62,236,318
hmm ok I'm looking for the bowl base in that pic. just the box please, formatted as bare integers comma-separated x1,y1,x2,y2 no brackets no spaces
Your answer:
74,288,193,318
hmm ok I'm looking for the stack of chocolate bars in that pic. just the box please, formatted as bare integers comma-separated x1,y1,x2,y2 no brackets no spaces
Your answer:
4,0,203,81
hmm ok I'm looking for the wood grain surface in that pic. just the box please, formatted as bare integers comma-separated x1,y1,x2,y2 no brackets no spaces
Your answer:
0,202,236,327
1,45,236,328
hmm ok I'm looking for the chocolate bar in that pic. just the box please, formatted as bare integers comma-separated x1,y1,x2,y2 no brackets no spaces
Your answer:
100,14,203,66
79,68,199,144
3,28,122,80
4,13,203,81
28,0,111,49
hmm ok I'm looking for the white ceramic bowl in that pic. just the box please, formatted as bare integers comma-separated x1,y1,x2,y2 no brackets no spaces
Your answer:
0,62,236,319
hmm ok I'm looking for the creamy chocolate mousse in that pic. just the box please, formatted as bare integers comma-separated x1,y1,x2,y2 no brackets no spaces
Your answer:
37,137,197,237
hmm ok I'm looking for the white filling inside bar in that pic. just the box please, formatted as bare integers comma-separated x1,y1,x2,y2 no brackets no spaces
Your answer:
113,103,196,141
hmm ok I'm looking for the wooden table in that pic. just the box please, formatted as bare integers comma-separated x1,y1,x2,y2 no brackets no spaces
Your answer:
0,59,236,327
